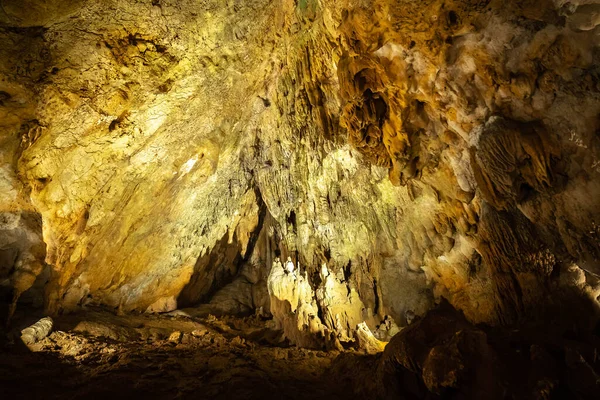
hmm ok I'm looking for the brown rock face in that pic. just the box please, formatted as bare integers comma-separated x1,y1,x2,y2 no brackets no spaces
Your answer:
0,0,599,349
370,301,600,399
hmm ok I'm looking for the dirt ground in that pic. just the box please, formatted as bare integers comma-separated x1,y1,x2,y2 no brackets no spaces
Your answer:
3,303,600,400
0,308,360,400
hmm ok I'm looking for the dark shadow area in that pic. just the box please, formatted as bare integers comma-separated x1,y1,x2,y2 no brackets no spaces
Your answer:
0,304,353,400
177,231,246,307
331,299,600,400
3,294,600,399
177,192,267,309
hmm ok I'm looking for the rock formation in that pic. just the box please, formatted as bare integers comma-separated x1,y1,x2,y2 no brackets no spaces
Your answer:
1,1,600,393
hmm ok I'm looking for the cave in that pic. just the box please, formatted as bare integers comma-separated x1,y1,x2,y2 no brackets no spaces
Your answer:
1,0,600,399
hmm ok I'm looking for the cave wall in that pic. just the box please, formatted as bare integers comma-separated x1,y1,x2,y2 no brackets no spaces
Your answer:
1,0,599,343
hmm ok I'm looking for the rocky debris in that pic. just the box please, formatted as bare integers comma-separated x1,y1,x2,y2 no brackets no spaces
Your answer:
20,316,53,346
191,328,207,337
1,309,354,400
145,296,178,314
3,303,600,399
164,309,191,318
374,302,600,400
167,331,182,343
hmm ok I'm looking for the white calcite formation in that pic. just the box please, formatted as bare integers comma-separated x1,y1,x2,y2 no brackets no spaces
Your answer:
268,259,377,349
268,258,327,348
20,316,53,346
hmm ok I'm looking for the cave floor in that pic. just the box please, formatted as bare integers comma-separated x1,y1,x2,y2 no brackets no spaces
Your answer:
0,308,356,400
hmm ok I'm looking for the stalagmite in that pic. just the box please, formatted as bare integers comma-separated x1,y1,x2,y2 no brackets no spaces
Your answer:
355,322,387,355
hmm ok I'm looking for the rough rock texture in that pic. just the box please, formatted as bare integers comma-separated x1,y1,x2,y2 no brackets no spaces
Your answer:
331,301,600,400
1,310,354,400
20,316,52,346
3,302,600,399
267,257,384,349
1,0,599,348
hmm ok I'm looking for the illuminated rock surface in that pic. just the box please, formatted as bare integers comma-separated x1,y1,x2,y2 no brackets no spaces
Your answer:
1,0,600,398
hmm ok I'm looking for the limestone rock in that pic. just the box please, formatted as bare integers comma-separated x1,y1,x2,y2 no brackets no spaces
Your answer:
168,331,182,343
374,315,402,342
355,322,387,355
20,316,53,346
375,302,600,399
267,257,327,348
0,0,599,348
145,296,177,314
